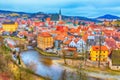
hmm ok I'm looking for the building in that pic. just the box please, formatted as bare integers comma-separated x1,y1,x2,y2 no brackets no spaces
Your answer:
37,32,54,50
2,21,18,32
90,46,109,62
108,50,120,70
59,9,62,21
76,39,86,53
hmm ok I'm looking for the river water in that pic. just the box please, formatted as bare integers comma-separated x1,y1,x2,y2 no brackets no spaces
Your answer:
20,47,117,80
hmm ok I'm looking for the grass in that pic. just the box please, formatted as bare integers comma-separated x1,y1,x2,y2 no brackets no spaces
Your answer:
63,63,120,76
35,47,84,60
11,60,47,80
35,47,58,57
61,58,120,76
3,36,26,41
84,66,120,75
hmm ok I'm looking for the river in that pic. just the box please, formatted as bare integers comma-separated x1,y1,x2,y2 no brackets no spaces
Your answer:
20,47,119,80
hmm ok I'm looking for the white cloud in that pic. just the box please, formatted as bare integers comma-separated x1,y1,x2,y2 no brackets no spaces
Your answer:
0,0,120,17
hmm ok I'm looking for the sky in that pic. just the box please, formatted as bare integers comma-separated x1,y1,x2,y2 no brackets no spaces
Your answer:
0,0,120,18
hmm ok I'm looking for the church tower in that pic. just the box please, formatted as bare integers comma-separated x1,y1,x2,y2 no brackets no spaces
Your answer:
59,9,62,21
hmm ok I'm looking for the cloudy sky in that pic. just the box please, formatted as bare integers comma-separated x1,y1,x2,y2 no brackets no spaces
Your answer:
0,0,120,18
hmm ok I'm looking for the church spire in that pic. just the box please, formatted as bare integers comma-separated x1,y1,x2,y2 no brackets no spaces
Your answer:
59,9,62,21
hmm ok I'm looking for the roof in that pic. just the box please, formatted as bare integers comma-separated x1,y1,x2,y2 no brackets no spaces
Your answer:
33,21,44,26
54,32,67,41
105,37,117,49
54,34,65,41
64,40,71,45
64,47,77,51
2,21,15,24
18,31,28,36
82,34,88,42
74,38,80,43
38,32,51,37
68,47,77,51
69,28,76,33
92,46,108,51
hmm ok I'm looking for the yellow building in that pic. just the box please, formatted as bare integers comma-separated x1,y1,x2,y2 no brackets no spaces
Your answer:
37,32,54,50
90,46,109,62
2,21,18,32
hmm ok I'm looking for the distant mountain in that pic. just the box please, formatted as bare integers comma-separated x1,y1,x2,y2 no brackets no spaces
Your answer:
97,14,120,20
0,10,31,15
0,10,101,22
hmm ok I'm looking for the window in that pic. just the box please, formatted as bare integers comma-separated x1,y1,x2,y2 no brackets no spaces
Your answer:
96,58,98,61
96,51,99,53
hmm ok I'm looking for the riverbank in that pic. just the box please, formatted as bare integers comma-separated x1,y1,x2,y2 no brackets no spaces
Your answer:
3,36,26,41
0,38,47,80
9,60,45,80
52,58,120,80
35,47,58,57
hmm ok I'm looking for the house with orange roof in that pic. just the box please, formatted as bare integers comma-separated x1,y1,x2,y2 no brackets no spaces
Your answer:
69,38,77,47
37,32,54,50
112,32,120,42
63,37,87,53
76,39,87,53
103,29,115,37
63,39,71,45
33,21,45,27
90,46,109,61
17,31,28,38
54,35,65,50
54,32,68,50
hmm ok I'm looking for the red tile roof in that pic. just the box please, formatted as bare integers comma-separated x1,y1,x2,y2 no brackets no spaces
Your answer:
92,46,108,51
82,34,88,42
105,37,117,49
68,47,77,51
64,40,71,45
54,35,64,41
65,47,77,51
38,32,51,37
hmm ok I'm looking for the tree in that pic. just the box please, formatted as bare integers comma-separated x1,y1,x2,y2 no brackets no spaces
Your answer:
62,50,67,64
0,36,4,46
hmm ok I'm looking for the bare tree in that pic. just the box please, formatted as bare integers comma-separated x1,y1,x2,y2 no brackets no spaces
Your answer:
62,50,67,64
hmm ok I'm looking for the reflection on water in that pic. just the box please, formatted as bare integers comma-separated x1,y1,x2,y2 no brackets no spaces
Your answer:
40,58,53,66
20,49,104,80
21,50,63,80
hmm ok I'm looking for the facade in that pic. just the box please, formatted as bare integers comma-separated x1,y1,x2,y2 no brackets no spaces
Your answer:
2,21,18,32
69,40,76,47
90,46,109,62
76,39,86,53
37,32,54,50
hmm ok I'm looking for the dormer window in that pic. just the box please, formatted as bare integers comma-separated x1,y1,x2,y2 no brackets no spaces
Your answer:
96,47,99,50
